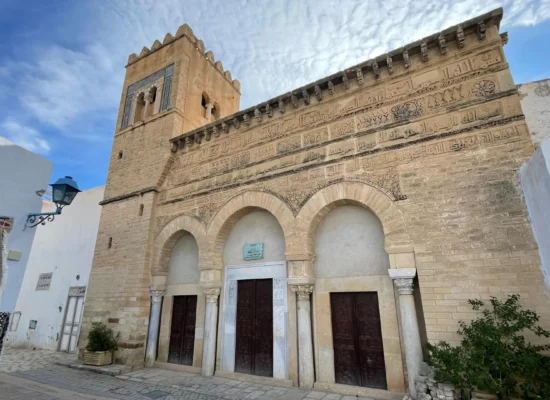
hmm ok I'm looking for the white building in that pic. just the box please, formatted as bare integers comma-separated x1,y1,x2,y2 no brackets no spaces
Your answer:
518,78,550,147
5,186,104,352
0,137,53,313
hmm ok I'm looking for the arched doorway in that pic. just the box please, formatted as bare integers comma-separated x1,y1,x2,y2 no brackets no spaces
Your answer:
215,209,289,380
155,231,205,370
312,204,404,392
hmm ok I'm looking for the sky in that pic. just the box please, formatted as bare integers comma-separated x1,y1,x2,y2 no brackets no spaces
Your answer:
1,0,549,190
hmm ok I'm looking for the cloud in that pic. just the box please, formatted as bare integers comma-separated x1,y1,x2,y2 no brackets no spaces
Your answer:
1,0,549,164
2,119,51,155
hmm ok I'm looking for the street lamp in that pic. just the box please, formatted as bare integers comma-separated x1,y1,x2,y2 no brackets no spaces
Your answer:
25,176,81,229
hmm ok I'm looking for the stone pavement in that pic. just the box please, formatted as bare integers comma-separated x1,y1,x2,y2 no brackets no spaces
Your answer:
0,347,76,373
0,348,381,400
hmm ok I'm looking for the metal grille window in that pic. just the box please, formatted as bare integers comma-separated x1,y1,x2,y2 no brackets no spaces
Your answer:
36,273,53,291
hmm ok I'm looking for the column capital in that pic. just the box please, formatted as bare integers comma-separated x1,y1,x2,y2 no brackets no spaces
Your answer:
150,289,165,303
203,287,221,303
291,284,314,301
394,278,414,295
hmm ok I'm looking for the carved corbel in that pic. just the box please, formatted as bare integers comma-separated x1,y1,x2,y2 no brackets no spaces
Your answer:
356,68,364,85
243,113,250,126
421,40,428,61
185,136,193,147
204,129,211,141
254,108,262,121
342,73,349,89
386,56,393,74
195,132,203,144
278,98,285,113
291,93,299,108
372,60,380,79
457,26,465,48
212,125,220,138
328,81,335,95
265,103,273,117
477,21,486,40
178,138,186,150
302,89,310,105
314,85,322,101
171,141,178,153
403,50,410,68
438,34,447,55
221,122,229,133
501,32,508,46
232,118,241,129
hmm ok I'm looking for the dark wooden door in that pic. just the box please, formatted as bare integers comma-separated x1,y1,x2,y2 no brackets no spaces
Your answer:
235,279,273,377
330,292,387,389
168,295,197,366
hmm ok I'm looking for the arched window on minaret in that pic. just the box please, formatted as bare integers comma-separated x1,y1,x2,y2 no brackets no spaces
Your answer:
145,87,157,118
134,92,146,122
201,92,213,121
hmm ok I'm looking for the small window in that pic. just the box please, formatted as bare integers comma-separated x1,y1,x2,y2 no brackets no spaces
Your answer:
108,237,113,249
36,273,53,291
118,151,123,159
139,204,144,216
8,311,21,331
134,92,146,122
146,87,157,118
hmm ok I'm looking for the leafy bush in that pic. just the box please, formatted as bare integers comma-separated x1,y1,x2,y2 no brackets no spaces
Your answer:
427,294,550,400
86,322,120,352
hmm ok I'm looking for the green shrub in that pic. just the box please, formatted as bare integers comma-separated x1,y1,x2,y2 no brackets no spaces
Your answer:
86,322,120,352
427,294,550,400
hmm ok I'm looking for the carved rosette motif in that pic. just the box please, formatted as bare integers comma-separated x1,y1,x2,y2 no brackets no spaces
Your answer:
204,287,221,303
291,285,314,301
393,278,414,295
150,289,165,303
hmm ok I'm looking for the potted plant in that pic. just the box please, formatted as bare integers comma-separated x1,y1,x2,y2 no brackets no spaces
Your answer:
83,322,120,366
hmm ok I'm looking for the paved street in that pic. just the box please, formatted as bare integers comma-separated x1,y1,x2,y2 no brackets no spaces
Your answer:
0,348,380,400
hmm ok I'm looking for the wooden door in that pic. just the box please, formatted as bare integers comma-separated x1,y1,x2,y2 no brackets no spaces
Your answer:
330,292,387,389
235,279,273,377
168,295,197,365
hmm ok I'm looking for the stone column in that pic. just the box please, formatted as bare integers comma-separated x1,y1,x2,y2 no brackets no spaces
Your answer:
201,287,220,377
145,289,164,367
291,284,315,389
389,268,423,399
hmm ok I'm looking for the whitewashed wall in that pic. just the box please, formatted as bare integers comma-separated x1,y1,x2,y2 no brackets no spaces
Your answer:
518,79,550,146
314,205,389,277
520,140,550,290
0,137,53,312
6,186,104,350
223,210,285,265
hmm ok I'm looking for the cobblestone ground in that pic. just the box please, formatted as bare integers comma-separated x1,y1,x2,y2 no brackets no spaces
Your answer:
0,348,379,400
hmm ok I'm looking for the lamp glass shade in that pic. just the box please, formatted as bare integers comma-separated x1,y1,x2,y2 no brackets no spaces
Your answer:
50,176,81,206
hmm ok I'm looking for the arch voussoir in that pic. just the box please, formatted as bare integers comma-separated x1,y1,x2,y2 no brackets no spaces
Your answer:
152,214,208,277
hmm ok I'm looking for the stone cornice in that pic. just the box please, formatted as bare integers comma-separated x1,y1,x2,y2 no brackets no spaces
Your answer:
126,24,240,92
99,187,158,206
169,8,503,150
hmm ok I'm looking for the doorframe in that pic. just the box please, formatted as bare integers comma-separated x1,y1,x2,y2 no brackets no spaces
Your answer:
58,286,87,353
220,261,288,380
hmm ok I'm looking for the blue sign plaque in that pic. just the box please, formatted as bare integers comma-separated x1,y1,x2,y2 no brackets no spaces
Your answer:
244,243,264,261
